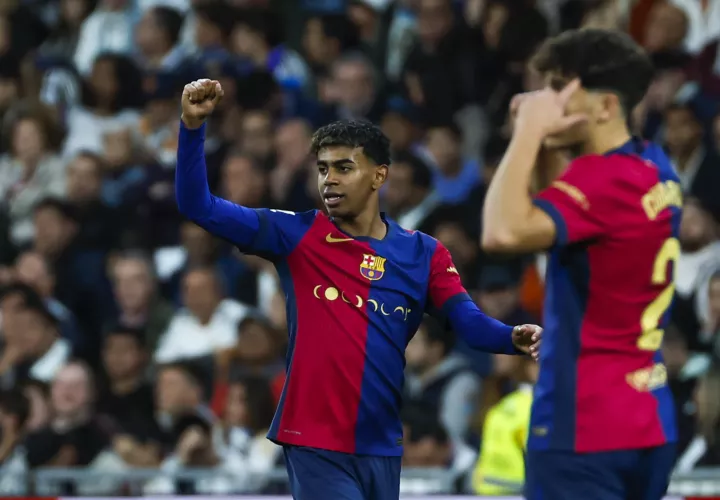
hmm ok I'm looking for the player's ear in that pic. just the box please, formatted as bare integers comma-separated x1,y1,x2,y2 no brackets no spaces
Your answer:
373,164,388,190
597,92,620,123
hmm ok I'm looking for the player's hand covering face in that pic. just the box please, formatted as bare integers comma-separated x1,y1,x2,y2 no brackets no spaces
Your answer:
181,79,224,129
512,324,542,361
316,145,387,219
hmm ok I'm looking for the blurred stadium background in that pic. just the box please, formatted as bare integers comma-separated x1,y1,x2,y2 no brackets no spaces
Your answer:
0,0,719,496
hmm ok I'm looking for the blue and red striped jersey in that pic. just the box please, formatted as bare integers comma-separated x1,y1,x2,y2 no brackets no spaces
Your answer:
175,122,520,456
530,138,680,453
252,209,471,455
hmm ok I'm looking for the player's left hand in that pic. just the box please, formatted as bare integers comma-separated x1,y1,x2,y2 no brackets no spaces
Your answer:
512,324,542,361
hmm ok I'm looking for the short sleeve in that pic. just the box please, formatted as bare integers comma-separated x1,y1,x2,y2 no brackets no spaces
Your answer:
245,209,317,258
427,241,472,314
533,156,616,246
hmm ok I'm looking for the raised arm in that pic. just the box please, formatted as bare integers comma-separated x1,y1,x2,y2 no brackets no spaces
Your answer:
177,79,314,258
176,79,261,247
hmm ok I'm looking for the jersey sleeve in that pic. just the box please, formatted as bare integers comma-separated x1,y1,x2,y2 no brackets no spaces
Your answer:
427,241,518,355
533,155,619,246
427,241,472,314
249,208,317,258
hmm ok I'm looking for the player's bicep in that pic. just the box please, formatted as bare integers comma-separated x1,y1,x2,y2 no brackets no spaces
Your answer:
244,209,316,259
426,242,472,318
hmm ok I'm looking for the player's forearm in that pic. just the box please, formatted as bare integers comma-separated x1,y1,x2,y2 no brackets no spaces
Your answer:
482,127,544,249
176,121,260,245
448,300,518,355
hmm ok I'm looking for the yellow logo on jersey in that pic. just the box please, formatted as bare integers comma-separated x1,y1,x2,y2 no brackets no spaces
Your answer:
360,254,386,281
551,180,589,210
447,266,459,275
626,363,668,392
641,181,682,220
311,285,410,321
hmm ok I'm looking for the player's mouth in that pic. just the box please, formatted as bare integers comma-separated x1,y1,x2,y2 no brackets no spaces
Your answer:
323,193,345,208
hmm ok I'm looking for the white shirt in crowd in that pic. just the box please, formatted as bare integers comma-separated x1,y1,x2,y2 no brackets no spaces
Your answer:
154,299,250,363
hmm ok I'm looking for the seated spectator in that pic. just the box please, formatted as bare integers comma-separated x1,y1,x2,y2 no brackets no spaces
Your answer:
231,9,311,93
97,326,157,465
155,361,214,451
154,267,250,364
31,198,115,351
405,316,481,445
383,151,439,231
73,0,136,75
65,151,123,251
664,105,720,218
212,316,285,415
0,103,67,248
675,360,720,471
63,53,143,159
14,250,83,350
0,389,31,495
20,379,51,432
424,123,480,205
144,412,240,494
214,375,281,492
157,221,257,306
674,198,720,348
472,355,537,496
0,284,71,387
401,407,477,494
24,361,126,495
109,251,174,353
664,325,710,455
11,299,72,384
135,6,186,71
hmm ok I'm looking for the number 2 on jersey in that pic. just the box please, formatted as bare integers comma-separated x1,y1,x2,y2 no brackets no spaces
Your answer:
638,238,680,351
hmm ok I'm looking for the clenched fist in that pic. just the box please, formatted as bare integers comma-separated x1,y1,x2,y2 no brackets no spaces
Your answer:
181,79,224,129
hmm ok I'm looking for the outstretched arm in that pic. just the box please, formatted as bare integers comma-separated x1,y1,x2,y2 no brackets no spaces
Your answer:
427,242,539,356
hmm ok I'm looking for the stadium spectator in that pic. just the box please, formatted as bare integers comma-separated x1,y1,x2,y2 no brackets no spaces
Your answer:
383,151,438,231
664,104,720,218
109,251,173,352
424,123,480,205
73,0,136,75
401,407,476,494
676,360,720,471
14,250,82,349
0,103,67,247
472,355,537,496
214,375,281,492
21,379,51,432
155,361,213,443
135,6,186,71
405,317,481,445
0,389,31,495
24,361,126,495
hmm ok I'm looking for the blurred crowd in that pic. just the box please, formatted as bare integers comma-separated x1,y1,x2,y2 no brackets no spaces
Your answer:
0,0,719,496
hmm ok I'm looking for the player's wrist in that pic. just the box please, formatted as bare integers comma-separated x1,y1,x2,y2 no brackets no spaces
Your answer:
514,119,547,143
181,113,205,130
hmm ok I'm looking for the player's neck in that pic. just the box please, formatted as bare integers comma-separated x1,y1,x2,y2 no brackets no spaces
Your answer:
335,211,388,240
582,124,632,157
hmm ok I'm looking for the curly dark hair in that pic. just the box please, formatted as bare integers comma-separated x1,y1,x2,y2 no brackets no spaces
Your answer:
530,28,654,114
310,120,391,166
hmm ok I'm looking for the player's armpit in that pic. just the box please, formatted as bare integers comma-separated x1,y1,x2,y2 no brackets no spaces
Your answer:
481,206,557,253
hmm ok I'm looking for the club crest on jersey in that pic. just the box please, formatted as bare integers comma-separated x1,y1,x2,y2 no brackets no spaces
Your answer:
360,254,386,281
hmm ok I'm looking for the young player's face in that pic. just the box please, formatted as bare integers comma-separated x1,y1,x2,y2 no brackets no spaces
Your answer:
316,145,387,219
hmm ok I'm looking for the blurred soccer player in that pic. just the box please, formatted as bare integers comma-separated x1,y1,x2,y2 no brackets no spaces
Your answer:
482,29,679,500
176,79,542,500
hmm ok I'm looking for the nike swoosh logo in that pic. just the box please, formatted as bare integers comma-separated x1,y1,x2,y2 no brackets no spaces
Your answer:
326,233,354,243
